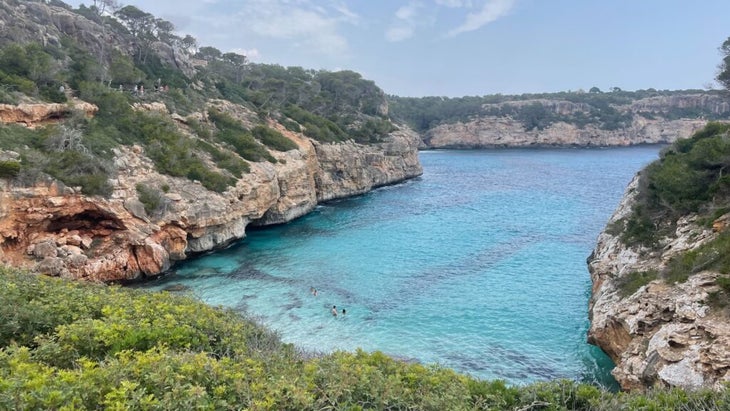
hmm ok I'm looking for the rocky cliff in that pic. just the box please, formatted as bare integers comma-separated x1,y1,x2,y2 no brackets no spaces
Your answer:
587,177,730,391
420,94,728,148
0,103,422,282
424,116,706,148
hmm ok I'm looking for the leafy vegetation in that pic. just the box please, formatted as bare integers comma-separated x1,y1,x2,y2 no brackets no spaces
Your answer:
0,160,20,178
616,270,659,297
663,231,730,284
281,104,348,143
614,122,730,248
0,1,398,199
207,109,277,163
251,125,298,152
608,121,730,299
135,183,164,215
2,266,730,410
0,43,66,103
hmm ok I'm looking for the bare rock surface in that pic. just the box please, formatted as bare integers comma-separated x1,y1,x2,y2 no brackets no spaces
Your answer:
588,176,730,391
0,114,422,281
425,116,707,148
422,95,728,148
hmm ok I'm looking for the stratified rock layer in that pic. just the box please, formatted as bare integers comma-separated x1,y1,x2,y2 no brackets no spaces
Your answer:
0,112,422,282
587,176,730,391
425,117,706,148
422,95,729,148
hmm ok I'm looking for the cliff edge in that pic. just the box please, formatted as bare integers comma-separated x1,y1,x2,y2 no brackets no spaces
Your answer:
0,102,422,282
588,124,730,391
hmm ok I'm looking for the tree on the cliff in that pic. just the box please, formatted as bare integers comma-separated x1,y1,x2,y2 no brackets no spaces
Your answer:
717,37,730,91
222,52,247,83
196,46,222,61
114,5,156,62
180,35,197,55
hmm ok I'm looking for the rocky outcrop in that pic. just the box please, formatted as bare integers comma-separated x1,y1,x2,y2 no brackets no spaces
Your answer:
314,127,422,202
0,101,97,127
630,94,730,116
0,1,196,79
424,116,707,148
422,94,728,148
587,176,730,391
0,112,422,282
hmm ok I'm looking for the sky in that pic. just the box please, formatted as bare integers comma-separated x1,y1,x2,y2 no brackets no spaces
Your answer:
64,0,730,97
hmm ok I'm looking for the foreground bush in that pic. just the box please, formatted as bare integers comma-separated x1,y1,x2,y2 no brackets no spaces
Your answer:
1,267,728,410
615,122,730,248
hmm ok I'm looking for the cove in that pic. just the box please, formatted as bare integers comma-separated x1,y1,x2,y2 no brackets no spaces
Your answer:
138,147,661,387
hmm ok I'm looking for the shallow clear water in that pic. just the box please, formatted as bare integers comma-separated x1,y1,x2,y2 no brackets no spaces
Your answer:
138,147,661,387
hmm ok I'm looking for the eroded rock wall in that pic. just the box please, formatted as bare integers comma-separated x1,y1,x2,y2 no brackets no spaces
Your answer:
587,176,730,391
0,120,422,282
424,117,707,148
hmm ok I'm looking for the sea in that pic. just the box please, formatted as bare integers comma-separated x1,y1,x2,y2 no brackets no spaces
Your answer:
137,147,662,388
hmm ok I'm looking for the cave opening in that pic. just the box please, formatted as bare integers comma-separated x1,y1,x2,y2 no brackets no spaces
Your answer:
47,209,125,233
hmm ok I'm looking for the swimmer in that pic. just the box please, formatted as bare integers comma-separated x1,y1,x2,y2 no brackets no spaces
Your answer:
331,305,338,316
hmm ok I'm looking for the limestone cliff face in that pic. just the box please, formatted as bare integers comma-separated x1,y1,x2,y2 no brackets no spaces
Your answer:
0,109,422,282
313,127,423,202
587,177,730,391
0,1,195,77
425,116,707,148
422,94,728,148
0,101,97,126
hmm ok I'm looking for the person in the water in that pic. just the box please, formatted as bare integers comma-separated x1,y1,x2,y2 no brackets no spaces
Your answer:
342,308,346,315
331,305,338,316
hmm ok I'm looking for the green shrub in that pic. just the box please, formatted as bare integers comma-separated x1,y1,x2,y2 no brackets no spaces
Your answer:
282,104,348,143
618,206,660,248
616,270,659,297
2,267,730,409
136,183,163,215
196,140,249,177
351,118,396,144
619,123,730,249
0,72,36,94
663,231,730,285
0,160,20,178
208,109,276,162
42,150,112,196
38,81,67,103
252,125,297,151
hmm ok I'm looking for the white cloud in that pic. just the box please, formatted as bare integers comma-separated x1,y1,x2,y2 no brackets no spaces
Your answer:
238,0,357,55
232,48,261,61
434,0,472,8
386,26,416,42
447,0,516,36
385,1,422,42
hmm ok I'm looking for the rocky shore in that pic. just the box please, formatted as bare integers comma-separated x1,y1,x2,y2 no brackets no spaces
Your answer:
0,103,422,282
587,176,730,391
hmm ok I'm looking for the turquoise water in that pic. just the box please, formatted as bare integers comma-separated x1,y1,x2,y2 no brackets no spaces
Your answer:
138,147,660,387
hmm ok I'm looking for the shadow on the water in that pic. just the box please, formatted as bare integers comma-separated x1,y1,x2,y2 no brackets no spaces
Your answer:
226,265,294,283
373,235,536,312
444,346,562,382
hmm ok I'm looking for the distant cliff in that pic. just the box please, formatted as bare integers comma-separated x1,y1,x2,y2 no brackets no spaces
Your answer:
423,116,706,148
390,92,730,148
